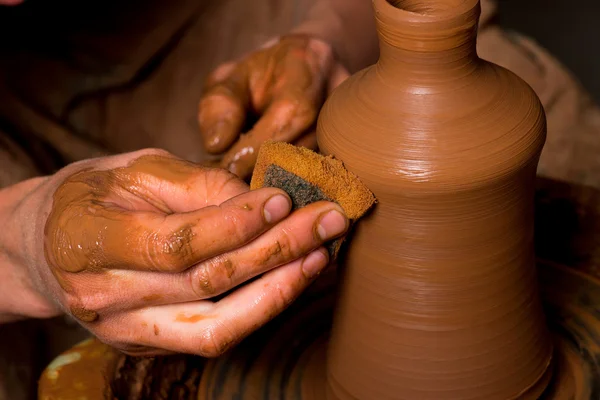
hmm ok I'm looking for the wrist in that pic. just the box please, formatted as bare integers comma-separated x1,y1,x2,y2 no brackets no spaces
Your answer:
0,177,62,322
290,0,379,73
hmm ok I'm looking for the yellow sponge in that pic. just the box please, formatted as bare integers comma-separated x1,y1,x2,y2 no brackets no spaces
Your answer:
250,141,376,259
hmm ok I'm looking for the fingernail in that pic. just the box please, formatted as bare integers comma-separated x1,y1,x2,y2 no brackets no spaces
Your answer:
316,209,348,241
205,121,229,149
263,194,291,223
301,249,328,279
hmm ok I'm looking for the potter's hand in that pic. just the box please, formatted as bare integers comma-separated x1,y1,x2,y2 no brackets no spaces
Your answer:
23,149,348,356
198,35,349,179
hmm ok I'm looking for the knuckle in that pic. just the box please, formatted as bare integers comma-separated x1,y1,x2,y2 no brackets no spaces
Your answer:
276,97,298,113
220,205,253,240
267,281,297,312
64,291,100,323
275,228,300,260
148,225,195,272
195,325,234,358
193,257,236,298
190,263,217,298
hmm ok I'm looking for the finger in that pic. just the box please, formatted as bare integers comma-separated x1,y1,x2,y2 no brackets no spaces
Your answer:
121,188,292,272
220,95,318,179
50,188,292,273
90,202,346,311
292,130,317,151
132,247,329,357
198,64,250,154
184,201,346,299
93,201,348,310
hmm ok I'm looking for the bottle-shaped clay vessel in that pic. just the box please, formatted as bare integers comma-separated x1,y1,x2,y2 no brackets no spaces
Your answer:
317,0,553,399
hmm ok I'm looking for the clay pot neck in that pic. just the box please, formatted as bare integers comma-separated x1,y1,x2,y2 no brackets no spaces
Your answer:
374,0,481,80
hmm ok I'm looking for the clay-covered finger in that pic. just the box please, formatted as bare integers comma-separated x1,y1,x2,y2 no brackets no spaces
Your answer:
84,202,348,310
220,96,318,179
198,66,250,154
45,187,293,274
123,201,347,305
181,201,348,299
131,248,329,357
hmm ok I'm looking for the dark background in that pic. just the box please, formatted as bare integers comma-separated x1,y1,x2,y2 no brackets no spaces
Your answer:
498,0,600,103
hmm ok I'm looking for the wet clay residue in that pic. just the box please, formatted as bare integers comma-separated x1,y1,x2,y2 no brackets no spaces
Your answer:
44,154,204,281
142,294,163,303
316,0,553,398
222,259,235,279
175,313,206,323
70,306,99,323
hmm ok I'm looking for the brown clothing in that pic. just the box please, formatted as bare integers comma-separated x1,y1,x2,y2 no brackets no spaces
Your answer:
0,0,599,398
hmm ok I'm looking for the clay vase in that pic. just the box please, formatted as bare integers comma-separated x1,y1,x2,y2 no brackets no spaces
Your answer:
316,0,553,399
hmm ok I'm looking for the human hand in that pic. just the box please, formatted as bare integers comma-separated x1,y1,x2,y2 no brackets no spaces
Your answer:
17,149,348,356
198,35,349,180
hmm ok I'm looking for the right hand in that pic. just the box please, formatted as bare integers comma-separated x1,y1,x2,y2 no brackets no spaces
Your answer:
198,35,350,180
17,149,348,357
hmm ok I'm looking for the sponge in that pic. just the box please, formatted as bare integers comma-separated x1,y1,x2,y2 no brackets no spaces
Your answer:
250,141,376,259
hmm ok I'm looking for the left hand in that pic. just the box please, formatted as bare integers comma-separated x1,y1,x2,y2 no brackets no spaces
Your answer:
198,35,349,180
5,149,347,356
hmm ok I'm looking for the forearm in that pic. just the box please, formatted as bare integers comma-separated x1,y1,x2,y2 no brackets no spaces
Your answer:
292,0,379,73
0,177,59,323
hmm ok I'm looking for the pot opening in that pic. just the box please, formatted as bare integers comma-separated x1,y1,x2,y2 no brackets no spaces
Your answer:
386,0,467,14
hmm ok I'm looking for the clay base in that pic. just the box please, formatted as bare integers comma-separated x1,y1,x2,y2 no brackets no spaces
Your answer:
195,261,599,400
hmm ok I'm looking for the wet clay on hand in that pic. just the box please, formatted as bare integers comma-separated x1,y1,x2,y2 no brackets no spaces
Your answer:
317,0,553,399
198,35,339,180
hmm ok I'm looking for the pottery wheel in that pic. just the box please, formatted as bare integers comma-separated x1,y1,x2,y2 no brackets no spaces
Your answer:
196,261,600,400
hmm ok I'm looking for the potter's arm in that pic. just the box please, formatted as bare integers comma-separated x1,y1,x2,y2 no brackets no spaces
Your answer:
292,0,379,73
0,177,58,323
